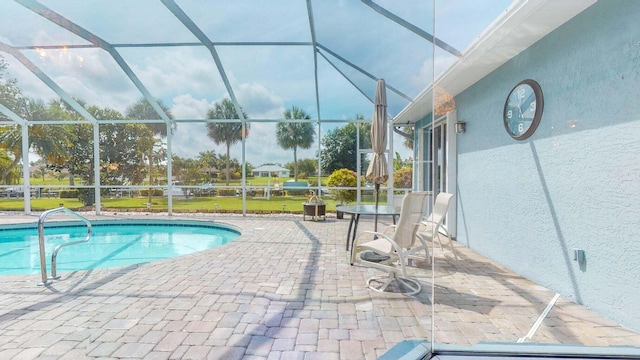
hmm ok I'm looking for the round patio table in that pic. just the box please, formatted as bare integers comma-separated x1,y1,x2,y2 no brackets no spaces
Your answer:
337,204,400,252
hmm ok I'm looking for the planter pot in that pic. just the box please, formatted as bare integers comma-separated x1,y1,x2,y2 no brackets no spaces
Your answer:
336,209,344,219
303,203,326,221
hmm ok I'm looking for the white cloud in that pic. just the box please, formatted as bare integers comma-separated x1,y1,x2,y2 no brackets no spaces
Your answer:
235,82,285,119
127,47,224,103
170,122,213,160
171,94,213,119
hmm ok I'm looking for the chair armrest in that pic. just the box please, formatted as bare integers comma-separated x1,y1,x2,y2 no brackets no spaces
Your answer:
420,220,449,236
382,224,397,235
352,231,403,255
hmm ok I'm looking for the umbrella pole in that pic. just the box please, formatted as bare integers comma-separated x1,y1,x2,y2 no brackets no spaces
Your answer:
374,183,380,232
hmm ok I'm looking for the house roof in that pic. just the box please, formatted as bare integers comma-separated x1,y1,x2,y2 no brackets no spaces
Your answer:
392,0,597,125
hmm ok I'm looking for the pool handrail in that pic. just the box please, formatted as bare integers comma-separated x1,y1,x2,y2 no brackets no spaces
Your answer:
38,207,92,286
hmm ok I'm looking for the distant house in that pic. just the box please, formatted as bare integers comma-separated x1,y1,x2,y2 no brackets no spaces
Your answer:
252,165,290,178
202,167,219,179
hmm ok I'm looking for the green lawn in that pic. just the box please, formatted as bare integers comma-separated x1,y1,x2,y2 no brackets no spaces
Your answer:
100,195,336,212
0,193,384,212
1,176,386,212
0,198,84,211
23,176,329,187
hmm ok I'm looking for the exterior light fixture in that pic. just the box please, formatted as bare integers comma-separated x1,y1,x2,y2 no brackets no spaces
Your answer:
455,121,466,134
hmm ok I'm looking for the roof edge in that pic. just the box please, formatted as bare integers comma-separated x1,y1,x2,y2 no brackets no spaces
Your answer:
393,0,597,126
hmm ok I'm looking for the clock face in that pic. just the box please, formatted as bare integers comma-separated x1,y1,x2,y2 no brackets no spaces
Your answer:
503,79,544,140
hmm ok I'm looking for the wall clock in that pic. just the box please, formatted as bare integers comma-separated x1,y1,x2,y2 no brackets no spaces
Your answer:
503,79,544,140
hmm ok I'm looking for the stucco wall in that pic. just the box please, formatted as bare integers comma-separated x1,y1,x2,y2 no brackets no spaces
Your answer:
452,0,640,331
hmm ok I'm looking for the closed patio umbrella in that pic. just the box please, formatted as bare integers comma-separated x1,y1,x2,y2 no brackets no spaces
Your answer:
366,79,388,232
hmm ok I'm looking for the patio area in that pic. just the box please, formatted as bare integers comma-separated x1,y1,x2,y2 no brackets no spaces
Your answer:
1,212,639,359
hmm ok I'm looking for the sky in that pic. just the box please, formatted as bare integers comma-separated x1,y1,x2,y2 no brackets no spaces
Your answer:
0,0,513,168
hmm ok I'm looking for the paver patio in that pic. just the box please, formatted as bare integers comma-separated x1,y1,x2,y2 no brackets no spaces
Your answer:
1,212,639,359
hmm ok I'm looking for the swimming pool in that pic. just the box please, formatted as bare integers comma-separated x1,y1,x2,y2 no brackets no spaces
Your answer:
0,220,240,275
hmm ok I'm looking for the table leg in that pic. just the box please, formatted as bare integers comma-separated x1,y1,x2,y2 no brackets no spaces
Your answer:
346,214,356,251
350,214,361,252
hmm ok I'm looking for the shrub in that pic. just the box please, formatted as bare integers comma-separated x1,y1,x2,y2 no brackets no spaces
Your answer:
287,188,309,196
393,166,413,188
59,190,78,198
326,168,361,204
217,189,237,196
140,189,164,197
77,189,95,206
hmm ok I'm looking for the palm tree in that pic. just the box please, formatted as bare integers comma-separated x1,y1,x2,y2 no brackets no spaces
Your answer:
276,106,315,181
0,98,70,183
402,126,414,150
0,150,21,184
197,150,219,182
126,98,174,205
206,99,249,186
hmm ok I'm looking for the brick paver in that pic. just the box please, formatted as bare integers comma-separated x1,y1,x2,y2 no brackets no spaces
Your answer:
1,212,639,359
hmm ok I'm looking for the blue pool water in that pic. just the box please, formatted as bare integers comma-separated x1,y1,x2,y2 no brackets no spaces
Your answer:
0,220,240,275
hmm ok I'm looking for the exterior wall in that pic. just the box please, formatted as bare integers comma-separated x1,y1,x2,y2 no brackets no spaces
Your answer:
450,1,639,331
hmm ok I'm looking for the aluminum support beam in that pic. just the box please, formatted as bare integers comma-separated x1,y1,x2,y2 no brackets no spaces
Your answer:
21,124,31,214
17,0,172,125
0,103,26,125
306,0,324,191
162,0,248,215
316,44,413,102
0,42,98,125
361,0,462,57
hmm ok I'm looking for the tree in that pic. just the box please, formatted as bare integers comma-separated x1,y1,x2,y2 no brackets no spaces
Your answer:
196,150,222,183
0,98,70,183
31,159,48,182
206,98,249,186
60,122,93,185
197,150,219,169
326,168,362,205
276,106,315,181
126,98,174,205
98,122,153,186
401,126,414,150
393,152,413,171
92,106,154,185
0,150,20,184
46,98,88,185
0,56,23,122
285,158,317,179
172,155,204,188
62,105,152,189
393,166,412,188
319,118,371,175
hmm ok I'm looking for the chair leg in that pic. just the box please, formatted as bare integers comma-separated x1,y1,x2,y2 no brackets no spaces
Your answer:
447,235,458,262
436,228,458,262
440,228,458,262
436,234,445,252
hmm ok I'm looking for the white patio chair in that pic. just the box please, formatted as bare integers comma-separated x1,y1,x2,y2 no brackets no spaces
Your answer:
416,192,456,262
350,191,430,295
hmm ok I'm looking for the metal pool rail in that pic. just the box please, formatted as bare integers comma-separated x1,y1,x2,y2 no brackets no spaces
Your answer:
37,207,92,286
